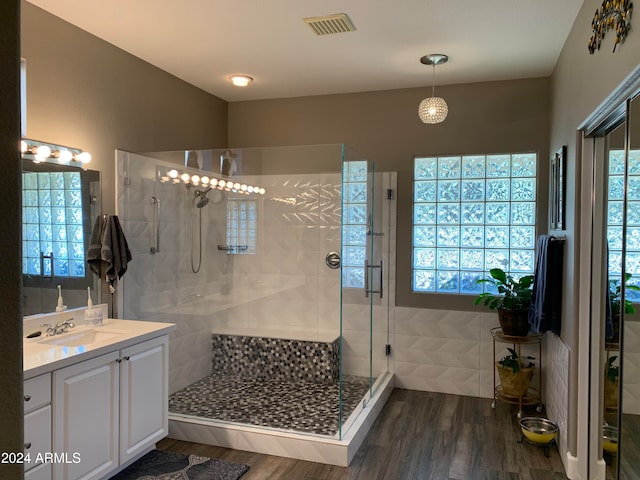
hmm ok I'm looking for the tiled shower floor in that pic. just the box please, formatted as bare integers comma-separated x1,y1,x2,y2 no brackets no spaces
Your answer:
168,374,371,436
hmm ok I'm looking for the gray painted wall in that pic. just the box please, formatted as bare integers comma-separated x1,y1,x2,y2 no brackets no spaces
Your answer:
549,0,640,460
229,77,552,311
21,1,229,214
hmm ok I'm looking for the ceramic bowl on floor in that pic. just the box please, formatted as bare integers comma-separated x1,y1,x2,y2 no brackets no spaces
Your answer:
519,417,558,444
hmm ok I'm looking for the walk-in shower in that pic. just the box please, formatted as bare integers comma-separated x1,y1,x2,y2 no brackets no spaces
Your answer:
115,144,397,465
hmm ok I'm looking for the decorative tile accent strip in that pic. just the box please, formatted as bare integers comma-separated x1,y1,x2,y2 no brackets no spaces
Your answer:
169,374,370,436
212,334,340,384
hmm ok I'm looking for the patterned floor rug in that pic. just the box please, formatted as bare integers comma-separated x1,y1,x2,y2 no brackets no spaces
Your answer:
109,450,249,480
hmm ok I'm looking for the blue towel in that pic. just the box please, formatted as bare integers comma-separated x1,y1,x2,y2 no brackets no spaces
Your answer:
528,235,565,334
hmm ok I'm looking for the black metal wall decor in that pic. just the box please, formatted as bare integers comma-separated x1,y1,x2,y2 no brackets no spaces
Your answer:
588,0,634,54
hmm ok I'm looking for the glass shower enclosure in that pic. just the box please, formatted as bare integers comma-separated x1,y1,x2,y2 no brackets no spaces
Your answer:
116,144,393,441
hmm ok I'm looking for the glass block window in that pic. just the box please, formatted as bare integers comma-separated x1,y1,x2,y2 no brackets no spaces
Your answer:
342,161,368,288
608,149,640,302
226,199,257,254
413,153,537,294
22,171,86,277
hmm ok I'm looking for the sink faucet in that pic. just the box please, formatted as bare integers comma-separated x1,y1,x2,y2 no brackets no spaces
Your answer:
41,318,75,336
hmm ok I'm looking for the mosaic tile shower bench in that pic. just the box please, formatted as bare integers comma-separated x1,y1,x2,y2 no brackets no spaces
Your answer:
211,333,340,384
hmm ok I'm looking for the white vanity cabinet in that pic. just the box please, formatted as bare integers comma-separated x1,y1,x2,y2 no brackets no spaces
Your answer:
24,373,52,480
51,335,169,480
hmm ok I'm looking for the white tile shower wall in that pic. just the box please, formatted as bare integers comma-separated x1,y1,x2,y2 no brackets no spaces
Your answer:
544,332,570,472
117,151,225,393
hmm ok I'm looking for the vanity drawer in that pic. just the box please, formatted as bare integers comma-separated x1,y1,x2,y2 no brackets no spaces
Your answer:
24,373,51,414
24,405,51,472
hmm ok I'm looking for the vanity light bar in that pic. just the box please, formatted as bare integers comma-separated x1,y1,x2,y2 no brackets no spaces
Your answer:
20,138,91,166
157,167,266,195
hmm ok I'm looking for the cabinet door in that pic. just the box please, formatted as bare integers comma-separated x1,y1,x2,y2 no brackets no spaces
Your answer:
119,336,169,463
25,462,51,480
24,405,51,472
52,351,119,480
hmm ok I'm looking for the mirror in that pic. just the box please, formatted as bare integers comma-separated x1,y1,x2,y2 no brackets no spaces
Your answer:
617,93,640,480
21,159,101,316
603,119,626,478
596,92,640,480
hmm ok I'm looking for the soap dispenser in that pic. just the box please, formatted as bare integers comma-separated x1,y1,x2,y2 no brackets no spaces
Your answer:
55,285,67,312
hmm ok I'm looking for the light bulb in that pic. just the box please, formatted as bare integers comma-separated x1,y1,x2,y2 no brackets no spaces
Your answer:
219,180,226,188
191,174,200,185
168,169,179,179
58,150,73,163
180,173,191,183
240,184,248,191
201,176,210,185
76,151,92,164
259,188,266,195
210,178,218,187
247,186,254,193
36,145,51,159
229,75,253,87
233,182,241,190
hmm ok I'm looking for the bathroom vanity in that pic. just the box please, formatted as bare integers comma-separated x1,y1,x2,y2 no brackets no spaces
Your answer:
23,313,174,480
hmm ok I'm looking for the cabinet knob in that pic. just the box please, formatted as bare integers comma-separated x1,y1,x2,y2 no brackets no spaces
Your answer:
115,358,122,364
24,442,31,449
123,356,130,361
24,394,31,402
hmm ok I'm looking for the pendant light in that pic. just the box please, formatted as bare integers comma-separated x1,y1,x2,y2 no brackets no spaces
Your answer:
418,54,449,124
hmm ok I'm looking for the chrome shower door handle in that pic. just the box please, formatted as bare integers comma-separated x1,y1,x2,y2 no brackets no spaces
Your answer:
150,196,160,254
364,259,370,298
364,259,383,299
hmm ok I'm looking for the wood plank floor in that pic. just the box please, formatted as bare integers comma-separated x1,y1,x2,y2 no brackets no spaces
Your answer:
156,388,568,480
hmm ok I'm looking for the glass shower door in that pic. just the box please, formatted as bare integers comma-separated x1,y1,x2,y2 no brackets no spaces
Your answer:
339,149,387,439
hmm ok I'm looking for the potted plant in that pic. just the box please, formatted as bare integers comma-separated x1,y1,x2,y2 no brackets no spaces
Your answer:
496,347,535,397
608,273,640,344
604,355,619,410
474,268,534,337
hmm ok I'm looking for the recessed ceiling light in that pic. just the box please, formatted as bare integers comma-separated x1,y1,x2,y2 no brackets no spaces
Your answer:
229,75,253,87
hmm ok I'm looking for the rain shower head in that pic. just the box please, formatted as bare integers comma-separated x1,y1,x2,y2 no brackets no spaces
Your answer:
193,187,212,208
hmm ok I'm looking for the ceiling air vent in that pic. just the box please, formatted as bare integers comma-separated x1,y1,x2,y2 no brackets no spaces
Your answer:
303,13,356,36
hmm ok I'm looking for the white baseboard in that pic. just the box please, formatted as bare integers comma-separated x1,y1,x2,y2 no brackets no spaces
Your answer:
565,452,606,480
566,452,580,479
593,459,606,480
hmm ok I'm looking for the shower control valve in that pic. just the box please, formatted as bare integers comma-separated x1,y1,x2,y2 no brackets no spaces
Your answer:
326,251,341,269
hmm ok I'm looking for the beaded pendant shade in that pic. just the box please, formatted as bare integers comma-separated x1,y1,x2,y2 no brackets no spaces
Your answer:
418,54,449,124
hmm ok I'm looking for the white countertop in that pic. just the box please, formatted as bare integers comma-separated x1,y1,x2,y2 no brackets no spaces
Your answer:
24,318,175,380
